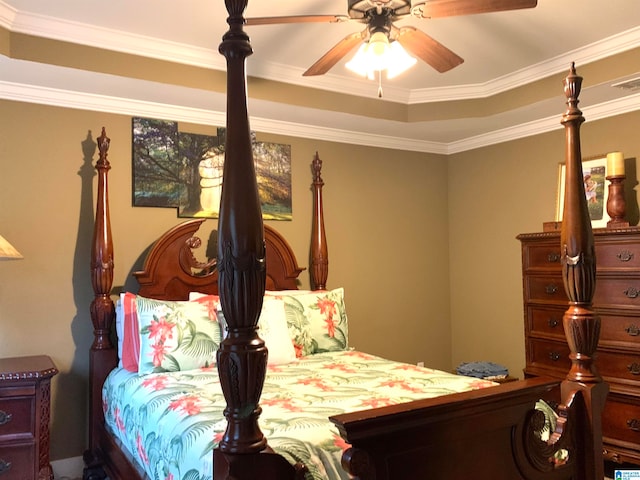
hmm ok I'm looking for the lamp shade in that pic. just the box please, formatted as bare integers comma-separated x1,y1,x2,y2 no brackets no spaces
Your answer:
0,234,23,260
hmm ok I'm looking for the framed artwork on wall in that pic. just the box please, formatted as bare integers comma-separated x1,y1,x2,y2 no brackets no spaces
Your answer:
132,117,293,220
555,154,610,228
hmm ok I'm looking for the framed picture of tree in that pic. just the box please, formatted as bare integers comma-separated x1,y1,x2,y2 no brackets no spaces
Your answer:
132,117,292,220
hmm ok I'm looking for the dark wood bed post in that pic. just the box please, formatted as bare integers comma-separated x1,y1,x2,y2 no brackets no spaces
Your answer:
87,128,118,454
556,62,608,480
213,1,303,478
311,152,328,290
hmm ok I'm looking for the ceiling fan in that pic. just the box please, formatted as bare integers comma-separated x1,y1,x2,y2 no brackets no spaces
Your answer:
245,0,538,77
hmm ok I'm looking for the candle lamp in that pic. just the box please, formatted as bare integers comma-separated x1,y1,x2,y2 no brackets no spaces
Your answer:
606,151,629,228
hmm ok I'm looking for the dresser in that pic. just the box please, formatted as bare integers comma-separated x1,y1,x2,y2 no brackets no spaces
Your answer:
0,356,58,480
519,227,640,464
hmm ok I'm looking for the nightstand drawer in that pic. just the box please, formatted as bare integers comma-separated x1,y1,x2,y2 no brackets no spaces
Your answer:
0,356,57,480
0,397,34,438
0,443,35,479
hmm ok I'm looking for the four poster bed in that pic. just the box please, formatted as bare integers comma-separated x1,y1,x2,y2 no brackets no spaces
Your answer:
83,2,608,479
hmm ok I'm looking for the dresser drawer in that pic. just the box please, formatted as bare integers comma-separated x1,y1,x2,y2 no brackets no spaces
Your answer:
527,338,570,373
0,397,34,438
525,306,637,343
599,312,640,349
597,350,640,387
524,275,568,304
0,443,35,479
527,306,565,339
594,278,640,309
596,241,640,272
603,395,640,448
522,243,562,272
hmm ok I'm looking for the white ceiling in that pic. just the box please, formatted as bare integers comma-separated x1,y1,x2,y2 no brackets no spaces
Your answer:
1,0,640,153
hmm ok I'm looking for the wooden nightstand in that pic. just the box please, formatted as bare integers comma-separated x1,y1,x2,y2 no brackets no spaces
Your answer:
0,355,58,480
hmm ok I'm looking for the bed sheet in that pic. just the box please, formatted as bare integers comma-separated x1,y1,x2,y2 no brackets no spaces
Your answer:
103,350,496,480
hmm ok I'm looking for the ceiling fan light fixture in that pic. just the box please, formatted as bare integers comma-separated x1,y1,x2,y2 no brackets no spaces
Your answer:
345,43,375,79
386,40,417,78
345,31,416,79
368,31,390,62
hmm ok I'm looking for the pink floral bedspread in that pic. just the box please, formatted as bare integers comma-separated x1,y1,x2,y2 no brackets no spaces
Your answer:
103,350,496,480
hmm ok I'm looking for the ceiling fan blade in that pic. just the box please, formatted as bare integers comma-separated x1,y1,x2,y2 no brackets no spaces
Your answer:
396,27,463,73
413,0,537,18
303,31,365,76
245,14,348,26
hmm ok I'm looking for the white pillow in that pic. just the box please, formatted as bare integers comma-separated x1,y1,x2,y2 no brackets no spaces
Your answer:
188,292,210,300
115,293,124,367
258,297,298,366
209,294,297,365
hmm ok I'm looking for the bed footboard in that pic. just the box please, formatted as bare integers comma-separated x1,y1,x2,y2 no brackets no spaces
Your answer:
332,378,572,479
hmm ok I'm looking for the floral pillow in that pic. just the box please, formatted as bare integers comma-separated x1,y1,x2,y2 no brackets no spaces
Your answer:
136,295,222,375
276,288,349,357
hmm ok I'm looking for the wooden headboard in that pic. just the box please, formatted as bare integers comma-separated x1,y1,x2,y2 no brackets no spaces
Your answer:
133,221,305,300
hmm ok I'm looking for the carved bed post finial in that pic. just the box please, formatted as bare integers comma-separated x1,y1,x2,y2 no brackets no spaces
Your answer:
558,63,608,480
216,0,268,457
91,126,114,351
87,127,118,453
560,63,598,381
311,152,329,290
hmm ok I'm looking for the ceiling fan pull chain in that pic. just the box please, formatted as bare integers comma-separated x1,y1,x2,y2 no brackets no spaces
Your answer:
378,71,383,98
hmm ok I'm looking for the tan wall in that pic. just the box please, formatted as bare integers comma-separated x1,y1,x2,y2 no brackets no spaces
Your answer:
0,99,449,460
448,110,640,378
1,98,638,462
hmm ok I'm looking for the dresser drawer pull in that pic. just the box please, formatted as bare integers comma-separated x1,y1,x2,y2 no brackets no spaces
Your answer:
545,284,559,295
0,459,11,475
627,419,640,432
617,250,635,262
625,287,640,299
548,318,560,328
547,253,561,263
626,324,640,336
549,352,561,362
628,363,640,375
0,411,11,426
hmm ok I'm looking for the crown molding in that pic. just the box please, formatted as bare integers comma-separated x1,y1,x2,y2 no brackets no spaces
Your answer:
0,78,449,154
1,1,638,105
408,27,640,104
4,74,638,155
447,92,640,154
